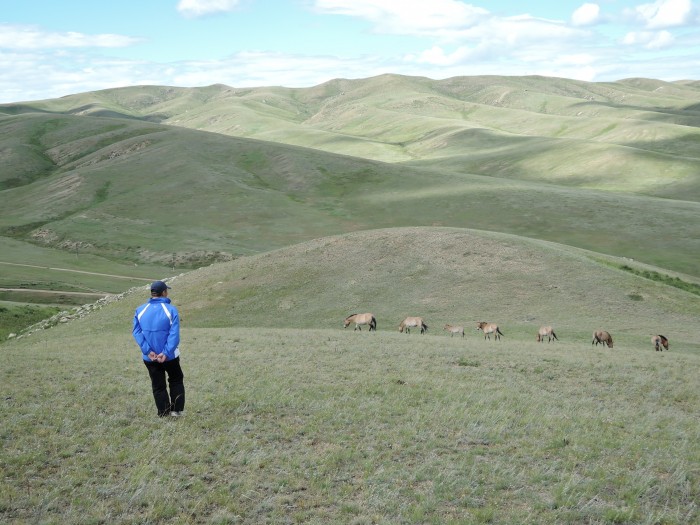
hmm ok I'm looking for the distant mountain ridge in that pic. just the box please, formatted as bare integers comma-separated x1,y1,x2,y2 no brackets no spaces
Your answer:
3,74,699,200
1,74,699,287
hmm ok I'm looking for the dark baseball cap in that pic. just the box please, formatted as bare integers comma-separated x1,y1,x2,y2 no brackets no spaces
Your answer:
150,280,171,294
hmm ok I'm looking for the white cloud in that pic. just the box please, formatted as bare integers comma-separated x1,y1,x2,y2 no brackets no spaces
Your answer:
623,30,675,49
177,0,241,17
628,0,695,29
571,3,601,26
0,51,159,103
409,45,472,66
397,11,603,80
312,0,489,36
0,24,139,49
456,15,587,46
554,53,596,66
172,50,394,89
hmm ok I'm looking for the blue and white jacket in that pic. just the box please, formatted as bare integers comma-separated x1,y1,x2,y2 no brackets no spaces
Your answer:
133,297,180,361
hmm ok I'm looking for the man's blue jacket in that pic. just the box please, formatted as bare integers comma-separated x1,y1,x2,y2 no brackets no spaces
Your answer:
133,297,180,361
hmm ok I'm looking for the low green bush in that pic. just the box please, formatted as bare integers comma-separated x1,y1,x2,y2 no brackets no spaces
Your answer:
620,265,700,296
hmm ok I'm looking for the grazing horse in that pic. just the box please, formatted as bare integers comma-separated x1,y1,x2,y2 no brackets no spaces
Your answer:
343,313,376,331
592,330,613,348
443,324,465,338
476,322,503,341
536,326,558,343
651,334,669,351
399,317,428,334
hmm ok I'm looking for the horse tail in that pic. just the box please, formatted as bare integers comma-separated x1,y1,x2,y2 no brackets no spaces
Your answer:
370,317,377,331
422,322,428,333
496,327,504,336
551,330,558,340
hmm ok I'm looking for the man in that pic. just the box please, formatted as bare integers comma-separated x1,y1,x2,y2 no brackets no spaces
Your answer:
133,280,185,417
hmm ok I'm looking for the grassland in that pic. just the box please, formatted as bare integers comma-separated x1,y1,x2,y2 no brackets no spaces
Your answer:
164,228,700,345
1,75,699,522
0,112,698,280
2,227,699,523
1,74,699,307
2,327,698,524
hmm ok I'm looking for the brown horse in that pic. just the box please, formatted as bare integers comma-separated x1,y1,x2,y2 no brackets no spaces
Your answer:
399,317,428,334
476,322,503,341
343,313,376,331
443,324,464,338
536,326,558,343
651,334,669,351
592,330,613,348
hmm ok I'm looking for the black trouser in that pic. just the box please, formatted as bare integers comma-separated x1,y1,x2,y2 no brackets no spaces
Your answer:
144,357,185,416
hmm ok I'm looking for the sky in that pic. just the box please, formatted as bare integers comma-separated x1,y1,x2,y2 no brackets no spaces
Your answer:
1,0,699,103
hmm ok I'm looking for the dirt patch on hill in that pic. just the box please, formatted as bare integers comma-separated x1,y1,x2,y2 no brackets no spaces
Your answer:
74,140,152,169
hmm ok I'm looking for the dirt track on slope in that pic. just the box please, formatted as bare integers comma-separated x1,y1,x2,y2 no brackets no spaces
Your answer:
0,288,110,297
0,260,155,281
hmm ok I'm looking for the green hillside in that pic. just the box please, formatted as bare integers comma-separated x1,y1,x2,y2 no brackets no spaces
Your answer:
141,227,700,345
5,75,699,200
2,75,699,524
0,75,700,525
3,227,698,523
14,226,699,345
1,74,699,311
0,113,698,280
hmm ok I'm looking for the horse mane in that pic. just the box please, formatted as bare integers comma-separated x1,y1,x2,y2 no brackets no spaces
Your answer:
658,334,667,340
345,313,358,321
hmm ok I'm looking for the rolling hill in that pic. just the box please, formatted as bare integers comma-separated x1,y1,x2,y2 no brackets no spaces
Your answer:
1,74,699,310
146,227,700,346
2,75,699,524
5,74,700,200
4,226,699,523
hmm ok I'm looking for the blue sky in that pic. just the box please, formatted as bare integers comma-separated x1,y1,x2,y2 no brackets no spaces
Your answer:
1,0,699,103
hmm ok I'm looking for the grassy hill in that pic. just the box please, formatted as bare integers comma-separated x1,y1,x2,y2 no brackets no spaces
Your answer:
5,74,700,201
2,75,699,523
12,226,698,351
3,227,698,524
1,111,699,282
1,74,699,307
129,227,700,344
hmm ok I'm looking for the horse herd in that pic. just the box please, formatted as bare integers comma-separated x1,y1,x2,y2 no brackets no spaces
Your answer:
343,313,670,351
